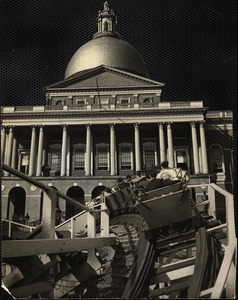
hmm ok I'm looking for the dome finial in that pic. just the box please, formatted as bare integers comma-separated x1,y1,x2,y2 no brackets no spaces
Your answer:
104,1,109,11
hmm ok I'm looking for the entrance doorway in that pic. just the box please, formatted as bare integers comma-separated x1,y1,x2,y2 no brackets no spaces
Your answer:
19,151,30,174
174,148,190,172
8,187,26,221
66,186,85,220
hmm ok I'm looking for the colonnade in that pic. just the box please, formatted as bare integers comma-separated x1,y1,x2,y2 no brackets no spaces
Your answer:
1,121,209,176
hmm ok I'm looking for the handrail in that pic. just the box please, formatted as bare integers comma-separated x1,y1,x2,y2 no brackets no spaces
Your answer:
2,218,36,230
2,163,105,213
2,218,36,237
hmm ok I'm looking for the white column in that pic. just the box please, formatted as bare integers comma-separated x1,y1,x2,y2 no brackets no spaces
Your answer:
199,122,209,174
60,125,67,176
36,126,44,176
90,134,93,176
28,126,37,176
167,122,174,168
85,124,91,176
114,132,117,174
134,123,141,171
191,122,200,174
158,123,166,163
11,136,18,169
5,126,14,168
66,135,70,176
1,126,6,162
110,124,116,175
42,134,47,167
199,147,203,173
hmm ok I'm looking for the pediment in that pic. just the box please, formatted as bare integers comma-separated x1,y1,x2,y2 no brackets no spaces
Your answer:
45,66,164,91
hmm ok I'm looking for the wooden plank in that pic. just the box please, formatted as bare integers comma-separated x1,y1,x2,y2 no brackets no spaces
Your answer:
2,236,116,258
3,267,24,288
53,273,80,298
155,257,196,275
210,244,236,299
10,281,52,298
187,228,208,298
150,265,194,284
149,279,191,297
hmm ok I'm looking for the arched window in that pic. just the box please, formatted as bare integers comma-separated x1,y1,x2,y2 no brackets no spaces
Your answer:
103,21,108,31
209,144,224,173
55,100,64,106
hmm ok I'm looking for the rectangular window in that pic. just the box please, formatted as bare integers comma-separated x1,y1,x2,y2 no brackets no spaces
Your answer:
76,99,86,107
121,99,129,105
51,149,61,171
118,98,130,107
97,147,109,170
74,147,85,170
98,98,109,108
120,146,132,170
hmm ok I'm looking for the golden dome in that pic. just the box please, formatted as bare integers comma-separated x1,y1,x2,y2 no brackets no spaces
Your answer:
65,2,148,79
65,36,148,78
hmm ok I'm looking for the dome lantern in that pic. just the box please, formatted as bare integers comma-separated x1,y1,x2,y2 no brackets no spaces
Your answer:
94,1,120,39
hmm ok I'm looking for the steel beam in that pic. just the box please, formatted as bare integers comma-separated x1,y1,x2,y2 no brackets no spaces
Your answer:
2,236,116,258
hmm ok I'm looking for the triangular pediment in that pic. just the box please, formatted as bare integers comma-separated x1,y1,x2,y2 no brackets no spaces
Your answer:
45,65,164,91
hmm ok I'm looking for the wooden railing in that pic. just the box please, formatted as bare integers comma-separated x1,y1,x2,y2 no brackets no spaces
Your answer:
188,183,236,298
1,163,110,241
2,218,36,237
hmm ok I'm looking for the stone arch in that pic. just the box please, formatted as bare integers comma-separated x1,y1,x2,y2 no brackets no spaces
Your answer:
91,185,106,199
66,186,85,220
8,187,26,221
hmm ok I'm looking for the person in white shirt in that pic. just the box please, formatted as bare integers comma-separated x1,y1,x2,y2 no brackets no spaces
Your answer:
157,161,190,183
156,161,178,180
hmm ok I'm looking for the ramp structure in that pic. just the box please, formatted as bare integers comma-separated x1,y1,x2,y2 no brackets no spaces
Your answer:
1,163,236,299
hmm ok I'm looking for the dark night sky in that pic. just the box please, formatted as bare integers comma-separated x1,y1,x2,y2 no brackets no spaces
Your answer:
0,0,237,110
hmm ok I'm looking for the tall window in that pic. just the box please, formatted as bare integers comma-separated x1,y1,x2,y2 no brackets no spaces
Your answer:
209,144,224,173
143,143,157,170
50,145,61,171
74,147,85,170
119,144,133,170
51,150,61,171
96,145,109,170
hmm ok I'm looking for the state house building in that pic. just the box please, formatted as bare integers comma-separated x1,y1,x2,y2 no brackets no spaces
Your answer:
1,3,233,224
